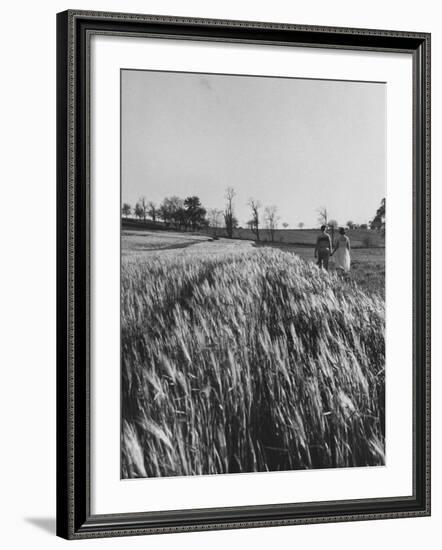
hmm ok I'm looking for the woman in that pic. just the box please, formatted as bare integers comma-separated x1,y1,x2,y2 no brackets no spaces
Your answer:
332,227,351,272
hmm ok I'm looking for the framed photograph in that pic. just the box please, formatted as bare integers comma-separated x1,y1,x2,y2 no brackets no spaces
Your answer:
56,10,431,539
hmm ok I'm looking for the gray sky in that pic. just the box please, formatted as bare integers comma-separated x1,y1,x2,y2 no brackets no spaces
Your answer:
121,70,385,228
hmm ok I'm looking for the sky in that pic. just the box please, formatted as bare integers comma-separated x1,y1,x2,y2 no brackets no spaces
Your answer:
121,69,386,228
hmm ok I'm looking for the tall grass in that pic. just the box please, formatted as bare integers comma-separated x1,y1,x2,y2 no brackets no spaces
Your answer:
121,248,385,478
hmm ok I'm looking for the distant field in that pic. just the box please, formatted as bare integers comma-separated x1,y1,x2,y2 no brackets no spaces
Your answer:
122,230,253,260
121,230,385,478
225,227,384,248
122,220,385,249
122,230,212,255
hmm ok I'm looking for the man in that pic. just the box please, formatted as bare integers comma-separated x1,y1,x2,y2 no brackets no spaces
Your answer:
314,225,332,270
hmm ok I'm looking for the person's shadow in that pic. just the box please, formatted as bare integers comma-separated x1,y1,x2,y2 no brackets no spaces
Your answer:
25,517,56,534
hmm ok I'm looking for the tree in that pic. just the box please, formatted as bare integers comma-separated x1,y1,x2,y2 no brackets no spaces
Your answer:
264,205,279,242
298,222,304,229
137,196,148,222
159,196,184,227
171,197,185,228
248,198,262,242
158,199,171,224
282,222,289,229
346,220,355,230
184,196,207,230
224,187,236,238
208,208,223,236
317,206,328,227
122,203,131,219
370,198,386,234
148,201,158,222
134,202,144,220
168,205,184,228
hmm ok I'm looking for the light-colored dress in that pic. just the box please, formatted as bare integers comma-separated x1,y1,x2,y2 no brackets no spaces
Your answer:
333,235,351,272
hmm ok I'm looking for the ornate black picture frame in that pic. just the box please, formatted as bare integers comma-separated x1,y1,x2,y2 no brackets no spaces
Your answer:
57,10,430,540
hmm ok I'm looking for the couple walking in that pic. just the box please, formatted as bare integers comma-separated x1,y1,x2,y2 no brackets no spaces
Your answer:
314,225,351,272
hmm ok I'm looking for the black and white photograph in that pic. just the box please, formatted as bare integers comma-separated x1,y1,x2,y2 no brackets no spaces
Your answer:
120,69,386,479
51,6,432,541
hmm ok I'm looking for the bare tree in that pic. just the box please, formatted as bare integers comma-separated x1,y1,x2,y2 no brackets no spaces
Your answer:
248,198,262,242
298,222,304,229
317,206,329,227
224,187,236,238
264,205,279,242
148,201,158,222
208,208,223,236
122,203,131,219
282,222,289,229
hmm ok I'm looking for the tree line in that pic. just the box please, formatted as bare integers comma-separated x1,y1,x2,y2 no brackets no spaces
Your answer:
122,195,208,231
122,187,284,241
122,191,385,239
316,198,385,234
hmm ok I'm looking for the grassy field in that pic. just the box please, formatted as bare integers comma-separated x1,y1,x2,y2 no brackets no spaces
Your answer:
255,241,385,297
121,230,385,478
